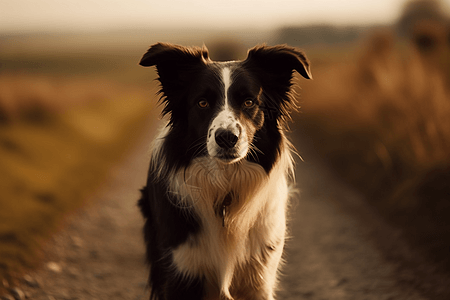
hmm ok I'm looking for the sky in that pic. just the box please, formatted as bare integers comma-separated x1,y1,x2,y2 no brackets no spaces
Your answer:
0,0,447,33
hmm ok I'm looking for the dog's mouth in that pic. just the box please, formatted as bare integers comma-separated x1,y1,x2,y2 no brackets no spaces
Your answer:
214,150,243,164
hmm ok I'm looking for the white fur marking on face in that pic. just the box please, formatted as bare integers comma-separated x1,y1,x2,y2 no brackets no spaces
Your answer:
206,66,248,162
207,67,234,158
222,67,232,107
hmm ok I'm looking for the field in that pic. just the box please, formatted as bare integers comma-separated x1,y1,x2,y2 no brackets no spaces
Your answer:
0,41,158,288
296,28,450,270
1,22,450,289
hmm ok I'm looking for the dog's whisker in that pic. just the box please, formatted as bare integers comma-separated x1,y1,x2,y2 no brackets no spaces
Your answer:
250,142,264,155
186,136,207,152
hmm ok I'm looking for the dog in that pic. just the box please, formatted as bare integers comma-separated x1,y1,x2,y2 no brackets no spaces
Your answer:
138,43,311,300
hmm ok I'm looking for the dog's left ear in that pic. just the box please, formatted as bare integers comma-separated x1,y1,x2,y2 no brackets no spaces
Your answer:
242,45,311,123
243,44,312,80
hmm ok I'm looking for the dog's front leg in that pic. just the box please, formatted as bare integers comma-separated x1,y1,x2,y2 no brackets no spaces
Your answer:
162,270,205,300
231,240,285,300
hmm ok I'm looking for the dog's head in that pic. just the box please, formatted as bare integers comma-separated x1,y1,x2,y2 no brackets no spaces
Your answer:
140,43,311,170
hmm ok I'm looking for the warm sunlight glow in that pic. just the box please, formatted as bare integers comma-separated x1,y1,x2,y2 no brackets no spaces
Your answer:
0,0,410,33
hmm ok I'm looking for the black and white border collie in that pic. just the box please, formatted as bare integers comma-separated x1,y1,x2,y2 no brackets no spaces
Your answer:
138,43,311,300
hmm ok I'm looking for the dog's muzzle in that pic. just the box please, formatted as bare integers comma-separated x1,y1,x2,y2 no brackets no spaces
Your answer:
207,122,247,163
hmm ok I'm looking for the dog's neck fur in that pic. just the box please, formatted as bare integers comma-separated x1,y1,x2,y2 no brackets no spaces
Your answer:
165,147,293,298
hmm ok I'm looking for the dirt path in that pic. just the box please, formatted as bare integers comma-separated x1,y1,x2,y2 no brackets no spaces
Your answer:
279,140,425,300
9,130,441,300
11,124,156,300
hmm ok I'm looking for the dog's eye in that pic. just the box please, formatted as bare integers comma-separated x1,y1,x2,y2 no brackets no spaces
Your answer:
198,99,209,108
243,98,255,108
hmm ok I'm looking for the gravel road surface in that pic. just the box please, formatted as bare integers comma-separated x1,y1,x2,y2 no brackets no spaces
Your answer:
6,127,446,300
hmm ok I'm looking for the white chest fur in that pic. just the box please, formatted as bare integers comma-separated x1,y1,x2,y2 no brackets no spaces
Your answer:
169,155,292,298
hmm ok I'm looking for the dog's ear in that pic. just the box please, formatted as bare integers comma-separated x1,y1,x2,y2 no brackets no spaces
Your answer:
242,45,312,124
140,42,209,68
139,43,210,121
243,44,312,81
139,43,210,91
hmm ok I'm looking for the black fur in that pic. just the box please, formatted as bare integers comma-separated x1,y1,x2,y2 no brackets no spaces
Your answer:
139,174,202,300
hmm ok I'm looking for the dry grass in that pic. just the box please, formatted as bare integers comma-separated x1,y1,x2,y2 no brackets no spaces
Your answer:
355,31,450,197
296,28,450,268
300,29,450,205
0,74,155,287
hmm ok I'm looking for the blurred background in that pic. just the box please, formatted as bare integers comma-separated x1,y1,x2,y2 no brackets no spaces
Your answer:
1,0,450,293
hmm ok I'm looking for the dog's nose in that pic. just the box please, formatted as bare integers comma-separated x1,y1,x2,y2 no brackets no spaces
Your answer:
215,129,238,149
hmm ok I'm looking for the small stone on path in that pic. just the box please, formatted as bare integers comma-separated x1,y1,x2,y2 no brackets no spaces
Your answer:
46,262,62,273
23,275,40,288
9,288,25,300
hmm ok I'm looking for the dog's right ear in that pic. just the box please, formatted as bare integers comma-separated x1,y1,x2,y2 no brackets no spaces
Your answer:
139,42,210,68
139,43,210,122
139,43,210,96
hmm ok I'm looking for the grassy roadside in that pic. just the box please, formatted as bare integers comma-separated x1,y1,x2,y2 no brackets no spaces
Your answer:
295,30,450,270
0,74,156,290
